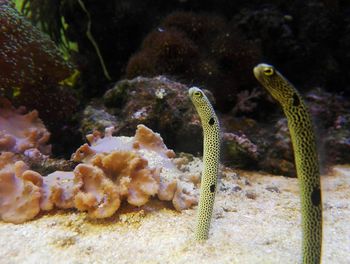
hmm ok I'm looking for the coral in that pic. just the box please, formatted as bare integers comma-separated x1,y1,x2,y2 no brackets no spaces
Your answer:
0,124,199,223
73,124,195,211
0,1,78,157
0,98,51,155
230,88,263,115
74,164,120,218
93,151,160,207
129,29,200,78
40,170,82,211
72,126,163,215
126,11,261,111
133,124,176,158
0,152,42,223
173,181,198,211
306,88,350,128
0,152,81,223
0,1,74,96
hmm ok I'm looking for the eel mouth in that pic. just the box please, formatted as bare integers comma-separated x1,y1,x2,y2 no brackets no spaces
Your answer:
253,65,262,80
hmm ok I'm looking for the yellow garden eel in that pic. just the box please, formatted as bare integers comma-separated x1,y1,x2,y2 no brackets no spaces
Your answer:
253,63,322,263
189,87,221,240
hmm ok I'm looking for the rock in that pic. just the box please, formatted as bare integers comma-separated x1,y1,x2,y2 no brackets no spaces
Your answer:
102,76,203,154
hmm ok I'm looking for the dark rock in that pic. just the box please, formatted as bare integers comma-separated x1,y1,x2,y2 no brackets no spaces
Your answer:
324,114,350,165
221,132,259,169
126,11,261,112
80,103,118,135
101,76,203,154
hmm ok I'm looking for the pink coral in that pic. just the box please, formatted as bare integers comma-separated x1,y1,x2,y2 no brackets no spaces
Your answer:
0,125,199,223
133,125,176,158
40,171,82,211
0,98,51,155
0,152,42,223
172,181,198,211
73,124,197,212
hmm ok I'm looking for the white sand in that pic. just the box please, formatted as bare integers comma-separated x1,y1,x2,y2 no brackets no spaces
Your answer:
0,166,349,264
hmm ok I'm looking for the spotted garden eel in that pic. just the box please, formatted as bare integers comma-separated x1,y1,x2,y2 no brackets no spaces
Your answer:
253,63,322,263
189,87,221,240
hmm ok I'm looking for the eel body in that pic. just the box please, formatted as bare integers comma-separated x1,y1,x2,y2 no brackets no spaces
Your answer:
189,87,221,240
253,63,322,263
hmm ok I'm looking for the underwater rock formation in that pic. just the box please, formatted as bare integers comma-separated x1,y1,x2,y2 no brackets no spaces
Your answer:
126,11,261,111
323,114,350,165
233,1,350,95
221,132,259,169
96,76,204,154
21,0,350,100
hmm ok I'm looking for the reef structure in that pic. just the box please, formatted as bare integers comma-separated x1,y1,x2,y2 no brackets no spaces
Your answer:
0,97,51,155
0,124,200,223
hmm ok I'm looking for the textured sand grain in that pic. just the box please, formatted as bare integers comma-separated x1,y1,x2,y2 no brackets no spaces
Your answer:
0,166,349,264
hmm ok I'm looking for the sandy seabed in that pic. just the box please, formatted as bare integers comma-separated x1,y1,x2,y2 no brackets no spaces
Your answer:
0,165,349,264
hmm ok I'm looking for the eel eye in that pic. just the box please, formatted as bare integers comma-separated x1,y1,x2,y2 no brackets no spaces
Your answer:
263,67,274,76
194,91,203,98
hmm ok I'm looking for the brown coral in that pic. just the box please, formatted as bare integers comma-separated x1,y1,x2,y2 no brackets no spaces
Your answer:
74,164,120,218
0,1,74,95
96,151,160,206
0,1,77,148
